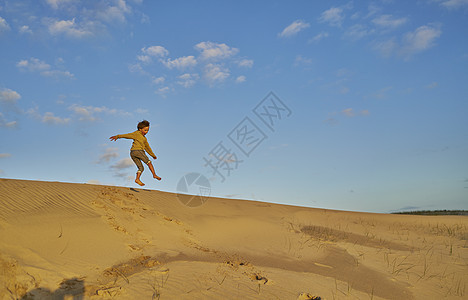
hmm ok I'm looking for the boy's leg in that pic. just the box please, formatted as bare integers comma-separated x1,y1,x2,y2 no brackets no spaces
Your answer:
131,150,161,182
147,162,161,181
135,171,144,186
131,151,145,186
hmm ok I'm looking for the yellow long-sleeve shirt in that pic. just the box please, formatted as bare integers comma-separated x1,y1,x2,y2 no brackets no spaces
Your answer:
116,131,156,158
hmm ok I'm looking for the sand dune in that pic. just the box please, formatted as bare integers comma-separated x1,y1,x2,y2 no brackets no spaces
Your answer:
0,178,467,299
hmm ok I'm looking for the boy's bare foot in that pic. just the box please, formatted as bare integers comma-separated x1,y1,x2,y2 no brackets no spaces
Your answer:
154,175,162,181
135,179,145,186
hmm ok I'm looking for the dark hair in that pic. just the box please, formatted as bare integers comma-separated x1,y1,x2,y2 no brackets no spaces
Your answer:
137,120,150,130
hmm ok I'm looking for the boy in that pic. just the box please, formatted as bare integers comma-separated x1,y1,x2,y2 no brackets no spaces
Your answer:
110,120,161,186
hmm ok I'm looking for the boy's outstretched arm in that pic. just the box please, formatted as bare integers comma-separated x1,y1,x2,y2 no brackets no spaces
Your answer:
109,135,118,141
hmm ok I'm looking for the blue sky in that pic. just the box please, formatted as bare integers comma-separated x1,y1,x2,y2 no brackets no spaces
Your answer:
0,0,467,213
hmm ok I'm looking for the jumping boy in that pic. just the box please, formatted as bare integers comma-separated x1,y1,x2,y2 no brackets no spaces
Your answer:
110,120,161,186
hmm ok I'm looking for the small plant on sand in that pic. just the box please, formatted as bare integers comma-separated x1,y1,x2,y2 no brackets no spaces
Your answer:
149,270,169,300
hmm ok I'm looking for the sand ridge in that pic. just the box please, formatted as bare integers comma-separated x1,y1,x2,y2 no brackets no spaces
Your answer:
0,178,467,299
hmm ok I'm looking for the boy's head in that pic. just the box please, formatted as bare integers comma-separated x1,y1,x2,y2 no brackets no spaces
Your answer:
137,120,150,130
137,120,150,135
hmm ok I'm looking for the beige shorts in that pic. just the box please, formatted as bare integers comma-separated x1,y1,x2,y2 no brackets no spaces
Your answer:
130,150,150,173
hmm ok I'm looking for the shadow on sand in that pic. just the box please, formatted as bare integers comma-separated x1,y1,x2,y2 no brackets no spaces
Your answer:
21,277,85,300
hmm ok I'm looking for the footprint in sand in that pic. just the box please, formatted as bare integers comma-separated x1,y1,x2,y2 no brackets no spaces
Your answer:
92,187,153,251
93,186,191,254
297,293,322,300
249,273,268,284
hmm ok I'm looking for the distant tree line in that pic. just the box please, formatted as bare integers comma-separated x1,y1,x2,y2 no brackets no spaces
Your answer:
392,210,468,216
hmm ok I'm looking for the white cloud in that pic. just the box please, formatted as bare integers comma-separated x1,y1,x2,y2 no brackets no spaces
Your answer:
56,57,65,65
19,25,33,34
324,116,338,126
366,3,382,18
111,158,134,170
46,0,74,10
400,25,442,58
162,56,197,70
237,59,254,68
0,112,17,128
426,82,439,89
373,24,441,60
278,20,310,38
69,104,130,122
372,86,393,99
132,42,251,90
342,108,355,117
372,15,407,29
46,0,132,24
41,1,142,39
318,7,345,27
138,46,169,64
350,12,361,20
27,107,71,125
17,57,74,79
142,45,169,57
344,24,374,41
436,0,468,9
48,18,93,38
17,58,50,72
152,76,165,85
342,108,370,117
135,108,148,114
0,153,11,158
177,73,199,88
373,38,397,57
41,70,75,79
0,89,21,128
0,16,10,34
137,55,151,63
195,41,239,60
203,63,229,86
128,63,148,75
68,105,99,121
110,157,135,178
0,88,21,104
96,0,131,24
41,112,71,125
97,147,119,164
156,86,170,96
309,32,329,43
12,1,144,41
294,55,313,66
139,13,150,24
235,75,246,83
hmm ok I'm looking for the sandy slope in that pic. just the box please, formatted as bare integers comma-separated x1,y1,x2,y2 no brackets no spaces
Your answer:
0,178,467,299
